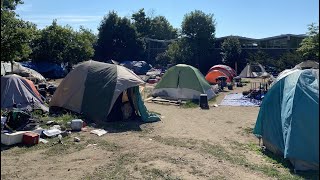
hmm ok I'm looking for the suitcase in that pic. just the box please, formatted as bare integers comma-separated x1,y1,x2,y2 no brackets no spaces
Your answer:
22,132,39,145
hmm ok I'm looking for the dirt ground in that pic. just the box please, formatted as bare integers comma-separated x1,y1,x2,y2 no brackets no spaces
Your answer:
1,78,311,180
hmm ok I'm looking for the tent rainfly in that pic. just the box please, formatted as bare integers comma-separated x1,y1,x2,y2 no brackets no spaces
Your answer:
238,63,269,78
294,60,319,70
254,69,319,171
152,64,215,100
49,60,160,123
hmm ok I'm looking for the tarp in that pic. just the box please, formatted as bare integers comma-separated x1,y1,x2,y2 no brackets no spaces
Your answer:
1,74,48,112
152,64,215,100
120,61,152,75
239,63,269,78
20,61,66,79
254,69,319,171
50,60,159,123
1,62,46,82
219,93,261,106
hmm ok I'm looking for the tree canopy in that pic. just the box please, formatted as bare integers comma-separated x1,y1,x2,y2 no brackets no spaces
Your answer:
221,36,242,70
297,23,319,60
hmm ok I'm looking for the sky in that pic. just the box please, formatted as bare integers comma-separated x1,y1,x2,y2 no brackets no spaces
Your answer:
16,0,319,38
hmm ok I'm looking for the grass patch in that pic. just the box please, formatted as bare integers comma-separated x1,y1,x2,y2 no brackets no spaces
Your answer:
181,100,198,108
40,113,79,129
143,168,181,180
83,153,136,180
85,138,120,151
208,95,218,103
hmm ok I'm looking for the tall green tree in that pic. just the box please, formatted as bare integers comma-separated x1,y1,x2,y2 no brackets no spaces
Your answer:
150,16,177,39
180,10,216,72
31,20,95,64
220,36,242,72
1,0,37,70
95,11,144,62
131,8,151,38
297,23,319,60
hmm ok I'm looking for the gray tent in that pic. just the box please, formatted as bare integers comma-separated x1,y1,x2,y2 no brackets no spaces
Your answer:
239,63,269,78
50,60,160,123
294,60,319,69
1,74,48,111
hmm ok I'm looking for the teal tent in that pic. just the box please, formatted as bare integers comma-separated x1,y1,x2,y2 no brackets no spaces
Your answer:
254,69,319,171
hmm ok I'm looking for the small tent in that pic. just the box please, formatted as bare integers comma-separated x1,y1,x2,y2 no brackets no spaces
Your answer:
239,63,269,78
1,74,48,111
294,60,319,70
205,70,231,84
254,69,319,171
49,60,160,123
152,64,215,100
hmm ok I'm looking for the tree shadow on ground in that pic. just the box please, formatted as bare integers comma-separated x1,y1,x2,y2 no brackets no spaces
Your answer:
262,149,319,179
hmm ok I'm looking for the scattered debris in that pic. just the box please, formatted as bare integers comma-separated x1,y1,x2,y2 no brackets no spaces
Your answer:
90,129,107,136
74,137,80,142
39,138,48,144
43,129,62,137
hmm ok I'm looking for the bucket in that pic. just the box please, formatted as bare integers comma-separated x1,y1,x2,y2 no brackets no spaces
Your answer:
71,119,83,131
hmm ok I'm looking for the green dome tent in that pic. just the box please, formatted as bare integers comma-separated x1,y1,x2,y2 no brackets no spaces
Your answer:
49,60,160,123
254,69,319,171
152,64,215,100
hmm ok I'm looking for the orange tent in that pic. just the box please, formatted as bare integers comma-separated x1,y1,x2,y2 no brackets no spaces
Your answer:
205,70,231,84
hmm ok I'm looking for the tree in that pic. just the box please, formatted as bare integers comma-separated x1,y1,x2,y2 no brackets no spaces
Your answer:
95,11,144,62
297,23,319,60
1,0,37,71
150,16,177,40
276,51,303,71
220,36,242,72
179,10,216,73
131,8,151,38
31,20,95,64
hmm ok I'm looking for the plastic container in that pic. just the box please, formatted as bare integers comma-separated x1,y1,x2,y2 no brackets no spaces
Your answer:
71,119,83,131
22,132,39,145
1,131,30,145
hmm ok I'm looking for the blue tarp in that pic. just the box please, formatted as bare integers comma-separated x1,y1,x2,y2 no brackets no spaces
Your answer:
120,61,152,75
20,61,66,79
219,93,261,106
254,69,319,170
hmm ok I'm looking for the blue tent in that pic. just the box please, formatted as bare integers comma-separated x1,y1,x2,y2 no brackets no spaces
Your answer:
120,61,152,75
254,69,319,171
20,61,66,79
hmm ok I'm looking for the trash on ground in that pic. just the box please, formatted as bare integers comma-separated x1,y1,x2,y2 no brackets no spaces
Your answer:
74,137,80,142
43,129,62,137
90,129,107,136
50,125,61,130
70,119,83,131
22,132,39,145
39,138,48,144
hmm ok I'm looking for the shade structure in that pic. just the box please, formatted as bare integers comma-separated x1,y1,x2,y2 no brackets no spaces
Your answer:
49,60,160,123
208,65,236,77
205,70,231,84
1,74,47,111
152,64,215,100
254,69,319,171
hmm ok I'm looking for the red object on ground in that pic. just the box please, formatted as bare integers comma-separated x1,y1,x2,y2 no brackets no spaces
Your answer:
148,79,157,84
22,132,39,145
82,121,87,127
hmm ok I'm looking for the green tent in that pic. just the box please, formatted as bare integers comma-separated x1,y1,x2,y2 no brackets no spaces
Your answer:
152,64,215,100
254,69,319,171
50,60,160,123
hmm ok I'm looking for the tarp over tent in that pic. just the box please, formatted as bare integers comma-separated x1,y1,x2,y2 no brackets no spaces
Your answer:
205,70,231,84
20,61,66,79
152,64,215,100
120,61,152,75
50,60,160,123
1,74,48,111
254,69,319,171
1,62,46,82
294,60,319,69
238,63,269,78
